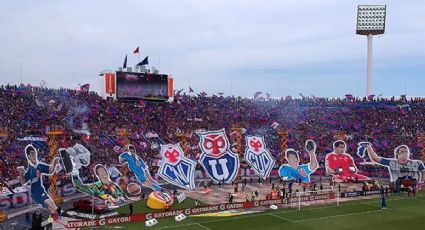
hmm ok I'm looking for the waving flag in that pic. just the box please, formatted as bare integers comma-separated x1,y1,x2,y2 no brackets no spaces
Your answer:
133,47,140,54
254,91,262,99
174,89,184,97
345,94,353,100
136,56,149,66
80,84,90,92
113,145,123,153
266,93,270,99
123,55,128,68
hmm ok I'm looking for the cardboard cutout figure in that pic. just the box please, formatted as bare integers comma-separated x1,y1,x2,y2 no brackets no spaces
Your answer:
325,140,369,182
17,144,59,212
279,140,318,183
244,135,275,179
365,143,425,183
158,143,196,189
197,129,239,183
119,144,162,192
60,144,126,207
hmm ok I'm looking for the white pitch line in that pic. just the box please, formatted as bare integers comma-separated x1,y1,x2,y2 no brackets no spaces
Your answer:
269,213,294,222
413,197,425,202
273,196,406,214
293,209,383,223
197,223,212,230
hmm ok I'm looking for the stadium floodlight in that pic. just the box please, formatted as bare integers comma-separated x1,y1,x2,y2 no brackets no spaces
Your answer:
356,5,386,96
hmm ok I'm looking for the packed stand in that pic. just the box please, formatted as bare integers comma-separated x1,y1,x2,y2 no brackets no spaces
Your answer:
1,84,425,186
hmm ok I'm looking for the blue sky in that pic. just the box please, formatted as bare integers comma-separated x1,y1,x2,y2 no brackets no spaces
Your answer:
0,0,424,97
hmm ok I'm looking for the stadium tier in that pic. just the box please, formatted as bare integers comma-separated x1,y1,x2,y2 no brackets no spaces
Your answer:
0,85,424,229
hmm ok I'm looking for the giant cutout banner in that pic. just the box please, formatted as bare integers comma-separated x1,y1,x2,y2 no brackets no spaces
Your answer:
325,140,369,182
60,144,128,207
244,135,275,179
158,143,196,189
16,144,60,212
279,140,318,183
363,143,425,183
118,144,163,192
197,129,239,183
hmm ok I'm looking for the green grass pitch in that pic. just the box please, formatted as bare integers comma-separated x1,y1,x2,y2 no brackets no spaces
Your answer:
96,191,425,230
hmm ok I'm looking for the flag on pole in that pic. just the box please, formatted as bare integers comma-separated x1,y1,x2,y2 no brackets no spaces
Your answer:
123,55,127,68
136,56,149,66
133,47,140,54
189,87,194,93
271,121,280,130
80,84,90,92
345,94,353,100
174,89,184,97
254,91,262,99
40,80,47,88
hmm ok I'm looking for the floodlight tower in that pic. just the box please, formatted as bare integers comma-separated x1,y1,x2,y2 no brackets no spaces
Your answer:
356,5,386,96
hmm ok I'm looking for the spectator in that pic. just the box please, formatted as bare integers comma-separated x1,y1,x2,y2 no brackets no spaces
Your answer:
129,203,134,215
46,214,53,230
57,206,62,220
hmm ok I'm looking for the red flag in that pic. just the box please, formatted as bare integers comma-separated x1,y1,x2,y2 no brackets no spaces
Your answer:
345,94,353,100
133,47,140,54
367,94,375,101
80,84,90,92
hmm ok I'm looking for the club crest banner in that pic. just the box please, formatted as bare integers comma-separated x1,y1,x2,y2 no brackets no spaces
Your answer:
158,143,196,189
197,129,239,183
244,135,275,179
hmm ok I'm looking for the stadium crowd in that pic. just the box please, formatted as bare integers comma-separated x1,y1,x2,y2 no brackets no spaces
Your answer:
1,84,425,185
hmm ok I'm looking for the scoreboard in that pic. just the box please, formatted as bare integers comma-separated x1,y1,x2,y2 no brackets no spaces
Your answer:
115,71,171,101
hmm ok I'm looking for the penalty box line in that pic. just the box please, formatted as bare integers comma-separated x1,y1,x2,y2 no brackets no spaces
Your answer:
293,209,385,223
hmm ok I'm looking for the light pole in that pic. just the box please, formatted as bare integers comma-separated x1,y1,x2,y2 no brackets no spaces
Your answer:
356,5,386,96
91,179,95,230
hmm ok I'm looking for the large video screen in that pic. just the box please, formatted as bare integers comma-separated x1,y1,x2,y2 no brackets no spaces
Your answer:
116,71,168,100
